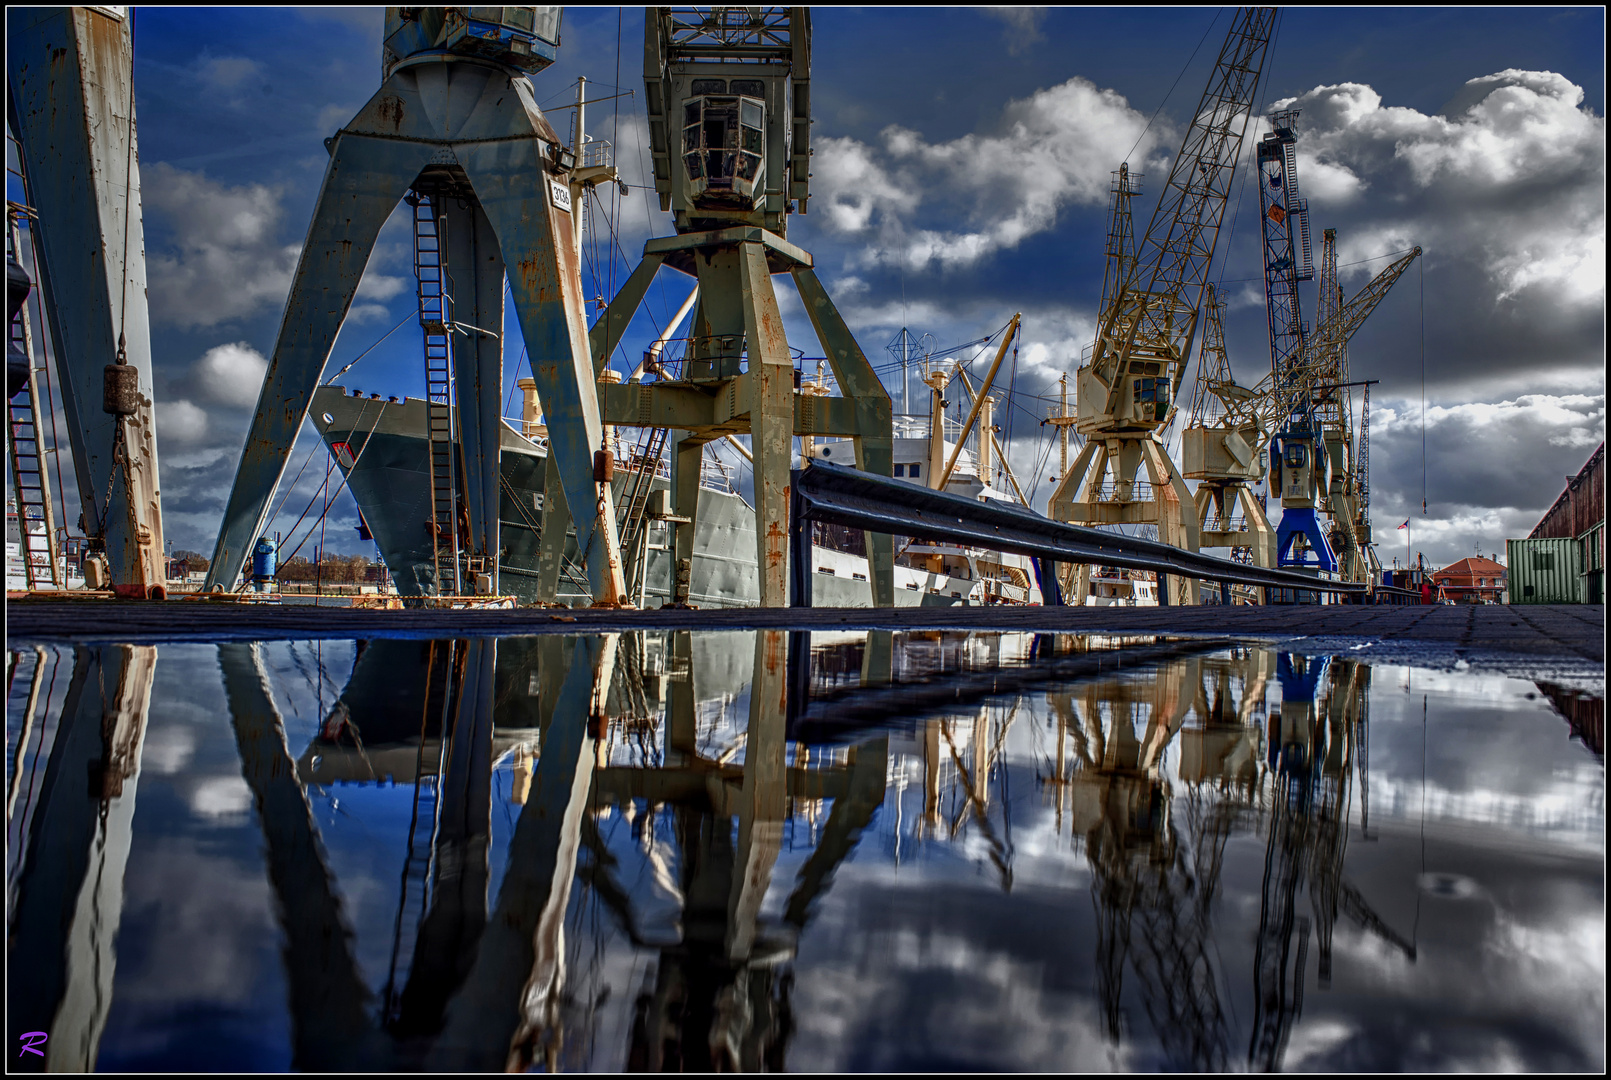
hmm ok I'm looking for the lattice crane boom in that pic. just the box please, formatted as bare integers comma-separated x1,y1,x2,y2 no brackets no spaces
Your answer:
1077,7,1275,436
1248,246,1422,448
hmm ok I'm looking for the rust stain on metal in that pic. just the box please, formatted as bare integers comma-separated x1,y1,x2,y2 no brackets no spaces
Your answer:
375,95,406,132
516,255,541,292
764,517,786,568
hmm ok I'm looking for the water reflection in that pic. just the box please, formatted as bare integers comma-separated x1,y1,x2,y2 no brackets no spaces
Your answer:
4,630,1603,1072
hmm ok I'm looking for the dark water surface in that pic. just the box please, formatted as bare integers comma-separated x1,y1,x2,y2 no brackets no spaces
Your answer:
5,631,1604,1072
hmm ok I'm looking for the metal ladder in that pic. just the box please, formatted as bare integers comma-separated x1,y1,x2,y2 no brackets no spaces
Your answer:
410,191,460,596
383,640,449,1024
1283,139,1314,280
615,425,669,600
6,211,60,589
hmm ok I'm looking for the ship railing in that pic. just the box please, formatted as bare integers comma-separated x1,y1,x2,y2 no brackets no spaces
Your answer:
633,336,811,382
1087,479,1158,502
891,413,930,439
700,454,735,493
579,138,613,170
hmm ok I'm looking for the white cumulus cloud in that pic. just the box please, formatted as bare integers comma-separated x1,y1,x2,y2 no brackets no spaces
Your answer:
143,163,301,330
1270,70,1605,317
813,76,1171,273
193,342,269,409
158,398,211,444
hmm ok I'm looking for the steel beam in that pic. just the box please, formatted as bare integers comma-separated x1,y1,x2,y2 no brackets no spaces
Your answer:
534,453,568,603
588,252,665,375
7,8,165,590
739,243,793,606
447,205,506,591
792,267,894,606
205,131,434,590
670,432,707,606
793,462,1366,600
458,129,624,603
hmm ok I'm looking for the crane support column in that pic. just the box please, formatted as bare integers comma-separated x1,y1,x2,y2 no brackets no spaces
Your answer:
444,203,507,595
7,7,166,595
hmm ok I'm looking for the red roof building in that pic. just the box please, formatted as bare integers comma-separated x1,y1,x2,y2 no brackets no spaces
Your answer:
1432,556,1507,604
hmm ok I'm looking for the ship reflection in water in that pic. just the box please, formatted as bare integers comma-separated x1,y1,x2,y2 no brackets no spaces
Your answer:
4,630,1604,1072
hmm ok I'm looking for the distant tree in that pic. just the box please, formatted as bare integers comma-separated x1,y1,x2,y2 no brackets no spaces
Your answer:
278,555,317,582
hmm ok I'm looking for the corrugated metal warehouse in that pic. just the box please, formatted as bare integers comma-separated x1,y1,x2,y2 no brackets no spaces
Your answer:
1512,441,1605,604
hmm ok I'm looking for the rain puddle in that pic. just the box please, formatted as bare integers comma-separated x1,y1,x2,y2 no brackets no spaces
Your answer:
5,631,1603,1071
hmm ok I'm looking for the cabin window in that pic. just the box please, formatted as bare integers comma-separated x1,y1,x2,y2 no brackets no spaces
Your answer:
691,78,726,94
702,101,738,181
737,98,764,181
731,79,765,97
893,464,904,477
682,100,703,179
909,463,921,479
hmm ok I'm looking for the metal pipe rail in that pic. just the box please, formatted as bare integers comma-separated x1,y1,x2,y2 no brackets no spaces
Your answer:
788,462,1367,606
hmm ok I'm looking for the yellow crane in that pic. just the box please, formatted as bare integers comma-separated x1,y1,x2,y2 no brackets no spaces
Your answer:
1050,9,1276,606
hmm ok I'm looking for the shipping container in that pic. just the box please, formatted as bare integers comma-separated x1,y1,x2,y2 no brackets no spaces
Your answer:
1581,520,1604,604
1506,537,1584,604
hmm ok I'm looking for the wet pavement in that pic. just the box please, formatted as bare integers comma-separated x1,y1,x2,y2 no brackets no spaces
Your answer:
4,629,1604,1072
8,601,1604,668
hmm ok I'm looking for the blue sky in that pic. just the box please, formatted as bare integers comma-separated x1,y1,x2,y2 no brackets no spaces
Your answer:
7,6,1606,569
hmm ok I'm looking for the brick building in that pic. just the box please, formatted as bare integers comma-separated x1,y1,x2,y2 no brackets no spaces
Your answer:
1527,441,1605,604
1431,556,1507,604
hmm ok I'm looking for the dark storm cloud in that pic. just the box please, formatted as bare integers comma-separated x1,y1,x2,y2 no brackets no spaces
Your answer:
1371,395,1604,516
1268,72,1605,399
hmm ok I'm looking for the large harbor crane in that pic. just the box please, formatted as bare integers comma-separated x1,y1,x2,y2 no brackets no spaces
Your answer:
1270,242,1420,580
583,7,895,608
1185,231,1419,588
200,7,632,602
1050,8,1275,606
1183,282,1278,579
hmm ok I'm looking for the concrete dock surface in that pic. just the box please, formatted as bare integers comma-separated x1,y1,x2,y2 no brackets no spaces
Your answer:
6,600,1602,667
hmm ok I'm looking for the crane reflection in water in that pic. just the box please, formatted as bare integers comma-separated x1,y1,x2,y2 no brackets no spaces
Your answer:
4,628,1602,1072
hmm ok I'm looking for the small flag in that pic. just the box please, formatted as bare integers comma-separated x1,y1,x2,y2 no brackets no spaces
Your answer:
1397,519,1410,530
